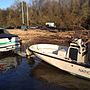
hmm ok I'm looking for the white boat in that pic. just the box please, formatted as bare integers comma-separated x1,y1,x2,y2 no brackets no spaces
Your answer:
0,28,21,52
27,38,90,79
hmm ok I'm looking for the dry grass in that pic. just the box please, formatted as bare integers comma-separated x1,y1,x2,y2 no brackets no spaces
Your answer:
7,29,90,46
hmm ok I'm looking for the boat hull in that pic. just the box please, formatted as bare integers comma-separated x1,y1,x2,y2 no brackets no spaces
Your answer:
0,44,20,52
0,37,21,52
32,51,90,79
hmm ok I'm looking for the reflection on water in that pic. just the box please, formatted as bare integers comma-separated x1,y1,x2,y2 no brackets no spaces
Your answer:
32,57,90,90
0,52,68,90
27,55,41,68
0,51,90,90
0,51,21,73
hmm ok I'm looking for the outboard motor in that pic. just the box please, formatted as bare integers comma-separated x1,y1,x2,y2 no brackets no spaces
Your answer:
67,38,88,63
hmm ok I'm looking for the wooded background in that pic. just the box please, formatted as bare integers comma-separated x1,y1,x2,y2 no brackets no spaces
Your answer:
0,0,90,30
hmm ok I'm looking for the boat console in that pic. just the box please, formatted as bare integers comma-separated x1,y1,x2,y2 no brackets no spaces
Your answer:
66,38,88,64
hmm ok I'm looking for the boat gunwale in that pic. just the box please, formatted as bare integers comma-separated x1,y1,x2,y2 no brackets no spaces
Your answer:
0,44,20,48
29,47,90,69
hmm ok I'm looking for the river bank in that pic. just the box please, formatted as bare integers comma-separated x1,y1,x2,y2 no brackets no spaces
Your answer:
8,29,90,46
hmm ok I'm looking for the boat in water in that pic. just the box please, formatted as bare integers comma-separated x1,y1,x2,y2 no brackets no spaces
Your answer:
0,28,21,52
26,38,90,79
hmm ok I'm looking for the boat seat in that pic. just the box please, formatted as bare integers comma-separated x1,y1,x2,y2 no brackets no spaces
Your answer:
53,50,58,55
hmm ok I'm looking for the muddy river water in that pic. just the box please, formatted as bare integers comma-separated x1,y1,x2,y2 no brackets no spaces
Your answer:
0,51,90,90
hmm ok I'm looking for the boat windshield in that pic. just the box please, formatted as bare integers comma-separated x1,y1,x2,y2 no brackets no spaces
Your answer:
0,29,4,34
69,48,78,61
0,29,9,34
